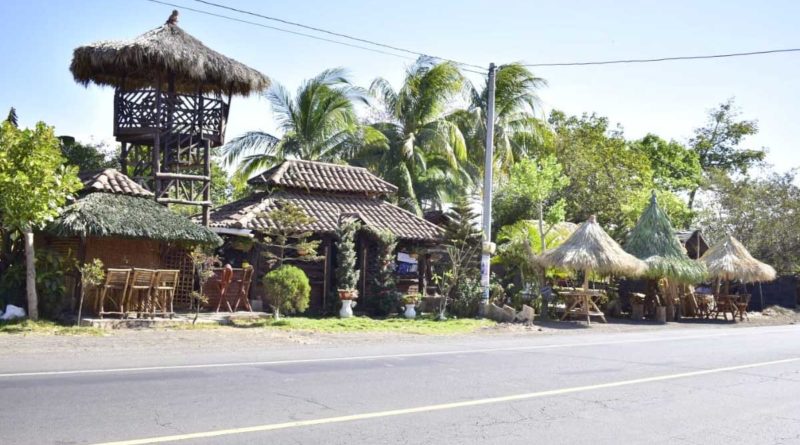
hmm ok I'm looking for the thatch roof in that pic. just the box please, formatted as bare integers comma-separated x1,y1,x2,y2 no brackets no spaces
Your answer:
48,192,222,246
700,235,777,283
538,215,646,277
625,193,707,283
70,11,270,95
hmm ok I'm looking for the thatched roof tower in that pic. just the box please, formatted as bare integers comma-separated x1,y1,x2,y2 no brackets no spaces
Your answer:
700,235,777,283
538,215,646,277
69,10,270,225
625,192,706,283
70,10,269,95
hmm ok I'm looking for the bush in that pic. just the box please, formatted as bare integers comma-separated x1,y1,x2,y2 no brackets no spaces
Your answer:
263,265,311,318
449,277,484,318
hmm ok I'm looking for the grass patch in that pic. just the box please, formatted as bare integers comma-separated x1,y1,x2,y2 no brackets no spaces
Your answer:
0,319,104,336
234,315,495,335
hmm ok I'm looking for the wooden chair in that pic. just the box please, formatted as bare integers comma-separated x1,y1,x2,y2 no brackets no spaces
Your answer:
152,270,180,318
232,267,254,312
124,268,157,318
215,265,235,313
712,294,736,321
97,268,131,319
735,294,751,321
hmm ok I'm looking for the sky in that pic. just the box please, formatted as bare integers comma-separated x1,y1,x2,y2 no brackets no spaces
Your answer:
1,0,798,176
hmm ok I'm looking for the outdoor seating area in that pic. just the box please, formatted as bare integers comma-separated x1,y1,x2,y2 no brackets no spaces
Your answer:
202,266,255,313
96,268,180,319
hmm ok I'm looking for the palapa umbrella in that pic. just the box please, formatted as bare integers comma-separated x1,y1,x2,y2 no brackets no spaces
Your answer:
625,193,707,317
625,192,707,284
538,215,646,321
700,235,776,301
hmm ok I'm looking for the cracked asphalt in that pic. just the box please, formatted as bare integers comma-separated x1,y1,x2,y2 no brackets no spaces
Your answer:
1,324,799,444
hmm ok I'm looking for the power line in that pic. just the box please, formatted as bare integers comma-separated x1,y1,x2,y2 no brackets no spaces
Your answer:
191,0,488,72
143,0,488,75
524,48,800,67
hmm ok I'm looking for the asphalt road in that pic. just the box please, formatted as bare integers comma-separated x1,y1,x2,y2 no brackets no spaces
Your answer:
1,325,799,445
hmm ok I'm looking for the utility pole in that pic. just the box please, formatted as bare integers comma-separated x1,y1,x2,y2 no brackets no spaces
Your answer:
480,63,497,311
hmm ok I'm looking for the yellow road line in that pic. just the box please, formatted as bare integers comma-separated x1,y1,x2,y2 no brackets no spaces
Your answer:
91,357,799,445
3,325,797,379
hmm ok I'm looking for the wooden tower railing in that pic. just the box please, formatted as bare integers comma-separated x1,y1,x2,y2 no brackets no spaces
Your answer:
114,87,230,225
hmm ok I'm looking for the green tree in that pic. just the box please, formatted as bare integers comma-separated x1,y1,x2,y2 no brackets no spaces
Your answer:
365,228,402,315
355,57,469,214
257,201,323,268
453,63,548,178
58,136,119,172
547,111,656,239
493,155,569,248
335,218,361,292
223,68,379,177
6,107,18,128
696,170,800,274
0,122,82,319
630,134,701,193
687,99,766,209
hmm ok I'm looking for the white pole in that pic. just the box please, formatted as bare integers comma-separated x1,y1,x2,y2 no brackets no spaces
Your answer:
480,63,497,309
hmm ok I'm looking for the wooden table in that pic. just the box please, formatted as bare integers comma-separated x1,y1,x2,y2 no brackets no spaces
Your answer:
559,290,607,323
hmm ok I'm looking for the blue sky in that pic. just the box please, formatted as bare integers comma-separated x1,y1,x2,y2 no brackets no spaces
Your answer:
1,0,798,175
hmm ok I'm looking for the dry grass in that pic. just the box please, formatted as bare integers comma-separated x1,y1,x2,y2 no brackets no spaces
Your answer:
0,320,104,336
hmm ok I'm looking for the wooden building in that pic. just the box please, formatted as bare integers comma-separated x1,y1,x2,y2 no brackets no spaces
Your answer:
207,160,444,312
42,169,222,310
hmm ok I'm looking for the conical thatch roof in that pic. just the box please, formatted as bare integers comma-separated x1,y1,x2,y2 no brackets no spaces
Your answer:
70,11,270,95
538,216,646,277
700,235,777,283
625,192,706,283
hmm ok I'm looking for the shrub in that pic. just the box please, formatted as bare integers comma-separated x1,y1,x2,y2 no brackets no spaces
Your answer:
366,228,402,316
335,218,360,291
263,265,311,318
449,277,484,318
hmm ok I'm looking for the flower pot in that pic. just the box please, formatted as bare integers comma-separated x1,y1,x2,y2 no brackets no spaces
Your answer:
340,299,354,318
404,304,416,319
655,306,667,324
338,289,358,301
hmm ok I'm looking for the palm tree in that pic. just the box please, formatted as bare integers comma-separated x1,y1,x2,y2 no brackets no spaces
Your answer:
453,63,548,178
353,57,470,215
223,68,379,177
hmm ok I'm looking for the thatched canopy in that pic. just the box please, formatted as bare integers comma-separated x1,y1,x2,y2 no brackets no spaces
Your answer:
70,11,270,95
700,235,777,283
625,193,707,283
538,216,646,277
48,191,222,246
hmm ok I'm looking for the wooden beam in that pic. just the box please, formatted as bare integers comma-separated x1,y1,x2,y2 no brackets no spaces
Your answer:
155,172,210,181
157,198,213,206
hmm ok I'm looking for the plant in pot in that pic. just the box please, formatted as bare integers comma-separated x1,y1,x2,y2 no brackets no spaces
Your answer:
401,293,420,319
335,218,361,318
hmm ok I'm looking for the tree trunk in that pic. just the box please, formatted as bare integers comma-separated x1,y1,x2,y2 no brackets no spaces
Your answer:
24,228,38,320
687,187,698,211
537,203,549,320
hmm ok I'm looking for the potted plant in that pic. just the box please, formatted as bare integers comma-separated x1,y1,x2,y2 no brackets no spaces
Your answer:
630,292,645,320
335,218,361,318
402,293,420,319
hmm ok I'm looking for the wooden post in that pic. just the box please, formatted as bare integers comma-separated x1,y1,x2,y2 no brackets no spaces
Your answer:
361,245,368,298
202,139,211,226
153,79,162,199
323,241,330,310
120,142,128,175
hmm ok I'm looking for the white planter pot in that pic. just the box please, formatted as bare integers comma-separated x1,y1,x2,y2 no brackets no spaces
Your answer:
339,300,354,318
404,304,416,319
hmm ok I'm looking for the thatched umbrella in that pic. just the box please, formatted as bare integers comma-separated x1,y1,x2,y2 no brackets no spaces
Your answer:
70,10,270,95
625,193,707,283
539,215,646,280
701,235,776,284
625,192,706,317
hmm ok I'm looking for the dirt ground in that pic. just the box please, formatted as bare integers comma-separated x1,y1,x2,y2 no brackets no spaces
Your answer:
2,306,798,357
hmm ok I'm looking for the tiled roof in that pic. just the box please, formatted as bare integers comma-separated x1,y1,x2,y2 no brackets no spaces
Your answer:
79,169,153,197
248,160,398,195
208,191,442,241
